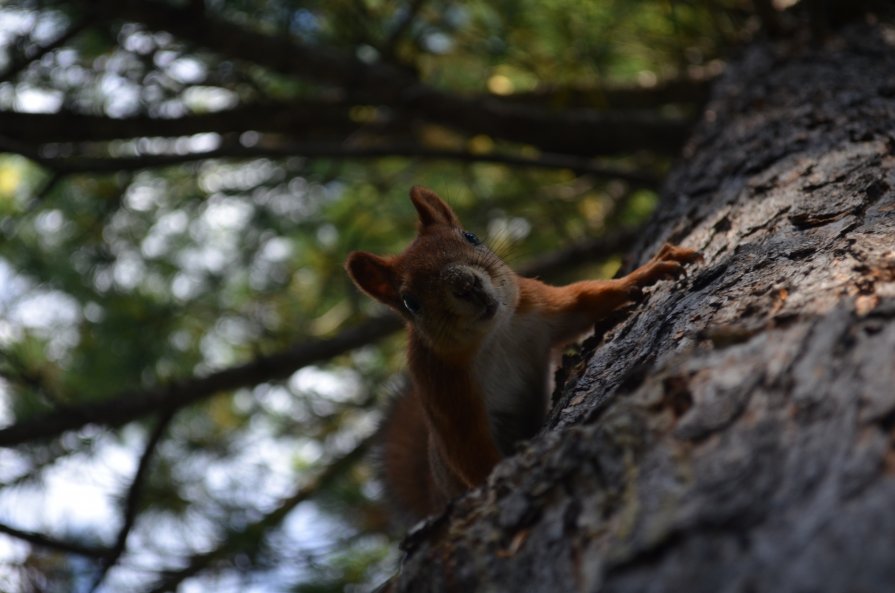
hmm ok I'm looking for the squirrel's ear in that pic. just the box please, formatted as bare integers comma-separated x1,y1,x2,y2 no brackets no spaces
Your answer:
410,186,460,228
345,251,401,309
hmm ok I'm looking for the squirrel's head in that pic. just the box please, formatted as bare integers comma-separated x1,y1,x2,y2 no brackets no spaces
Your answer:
346,186,518,356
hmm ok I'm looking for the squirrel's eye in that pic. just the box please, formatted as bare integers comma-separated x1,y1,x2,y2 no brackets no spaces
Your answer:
401,294,421,315
463,231,481,246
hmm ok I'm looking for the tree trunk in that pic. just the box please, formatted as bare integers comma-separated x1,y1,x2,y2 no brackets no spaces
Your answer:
391,23,895,593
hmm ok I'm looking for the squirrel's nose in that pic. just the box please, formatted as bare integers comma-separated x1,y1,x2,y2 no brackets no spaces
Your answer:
447,268,483,301
451,271,482,299
445,267,498,319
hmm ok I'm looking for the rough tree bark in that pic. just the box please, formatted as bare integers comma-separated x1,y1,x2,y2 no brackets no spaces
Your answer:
390,23,895,593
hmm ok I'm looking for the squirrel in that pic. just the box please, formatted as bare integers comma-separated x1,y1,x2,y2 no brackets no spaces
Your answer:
345,186,700,521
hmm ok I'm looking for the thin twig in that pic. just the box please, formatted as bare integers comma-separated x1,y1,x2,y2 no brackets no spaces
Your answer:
88,410,176,593
140,434,374,593
0,17,93,82
0,522,110,558
0,348,66,408
381,0,427,61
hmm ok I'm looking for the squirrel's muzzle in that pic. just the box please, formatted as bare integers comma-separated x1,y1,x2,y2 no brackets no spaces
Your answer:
445,266,498,320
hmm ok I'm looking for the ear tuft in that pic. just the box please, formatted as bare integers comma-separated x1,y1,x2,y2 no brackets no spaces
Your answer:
345,251,400,309
409,186,461,228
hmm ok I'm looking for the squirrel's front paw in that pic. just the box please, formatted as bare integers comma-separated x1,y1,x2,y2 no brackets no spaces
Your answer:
652,243,703,266
630,244,702,287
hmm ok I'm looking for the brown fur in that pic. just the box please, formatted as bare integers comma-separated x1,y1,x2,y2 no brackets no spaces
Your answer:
346,187,700,522
377,389,442,520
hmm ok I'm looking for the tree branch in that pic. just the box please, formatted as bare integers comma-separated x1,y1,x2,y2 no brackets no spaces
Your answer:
0,17,94,82
88,410,175,593
38,143,660,187
0,90,674,190
0,102,366,144
0,314,401,447
517,226,640,275
82,0,693,156
490,75,715,111
141,434,374,593
414,94,694,156
0,229,639,447
89,0,410,95
0,522,110,559
381,0,427,61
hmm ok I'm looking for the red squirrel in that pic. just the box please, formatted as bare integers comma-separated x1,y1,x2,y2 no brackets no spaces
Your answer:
346,186,700,521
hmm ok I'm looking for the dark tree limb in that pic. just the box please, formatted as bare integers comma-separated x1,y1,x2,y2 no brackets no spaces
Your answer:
140,434,373,593
487,75,715,111
0,347,67,408
0,313,402,447
380,0,427,61
88,410,175,593
80,0,693,156
0,135,51,167
402,95,694,157
516,226,641,275
0,522,110,559
0,16,94,82
0,103,367,144
88,0,411,96
35,143,660,187
0,419,371,592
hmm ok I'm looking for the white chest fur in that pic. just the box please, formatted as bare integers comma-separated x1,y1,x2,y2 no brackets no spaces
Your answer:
473,312,553,430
